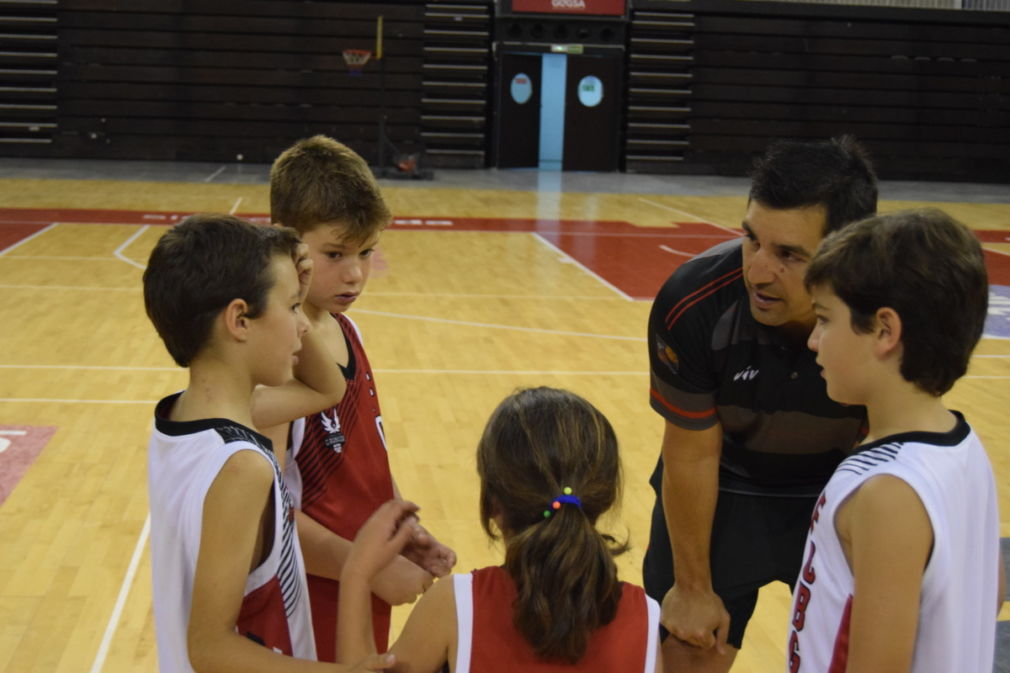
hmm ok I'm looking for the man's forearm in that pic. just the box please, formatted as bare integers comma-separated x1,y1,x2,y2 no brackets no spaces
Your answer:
662,451,721,589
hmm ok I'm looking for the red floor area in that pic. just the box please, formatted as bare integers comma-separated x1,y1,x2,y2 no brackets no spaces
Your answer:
2,207,1008,297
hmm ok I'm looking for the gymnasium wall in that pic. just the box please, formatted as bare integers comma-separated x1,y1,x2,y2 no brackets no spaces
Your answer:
628,0,1010,181
1,0,492,166
2,0,1008,181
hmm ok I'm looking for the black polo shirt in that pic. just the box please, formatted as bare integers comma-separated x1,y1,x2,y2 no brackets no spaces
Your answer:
648,239,865,496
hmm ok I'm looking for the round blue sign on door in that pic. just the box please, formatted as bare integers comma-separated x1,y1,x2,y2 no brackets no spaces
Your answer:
510,73,533,105
577,75,603,107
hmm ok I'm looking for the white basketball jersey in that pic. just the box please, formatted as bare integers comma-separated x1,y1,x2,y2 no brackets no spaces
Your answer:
786,412,999,673
148,394,316,672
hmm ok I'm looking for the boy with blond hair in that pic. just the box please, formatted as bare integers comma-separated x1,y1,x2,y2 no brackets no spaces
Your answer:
270,136,455,660
789,209,1005,672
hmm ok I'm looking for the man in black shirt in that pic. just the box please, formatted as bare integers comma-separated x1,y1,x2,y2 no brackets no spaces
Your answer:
645,136,878,673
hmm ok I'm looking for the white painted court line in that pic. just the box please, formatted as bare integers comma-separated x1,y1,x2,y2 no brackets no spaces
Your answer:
0,285,619,298
113,225,149,270
0,221,57,256
531,232,633,301
0,255,120,261
204,165,226,182
638,198,740,235
367,291,624,301
229,197,243,215
0,398,158,404
352,308,644,342
89,514,150,673
0,364,179,371
0,283,137,292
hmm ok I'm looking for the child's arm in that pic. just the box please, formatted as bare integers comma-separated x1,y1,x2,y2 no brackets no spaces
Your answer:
837,474,933,673
340,558,455,673
296,509,435,605
337,501,422,665
252,245,346,430
186,451,393,673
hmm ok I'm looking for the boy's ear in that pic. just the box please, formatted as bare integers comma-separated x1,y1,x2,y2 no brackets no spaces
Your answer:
873,307,903,357
222,298,251,342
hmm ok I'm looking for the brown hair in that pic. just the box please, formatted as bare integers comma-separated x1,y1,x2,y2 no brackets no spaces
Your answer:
806,208,988,395
476,387,628,663
143,214,301,366
749,135,878,235
270,135,391,242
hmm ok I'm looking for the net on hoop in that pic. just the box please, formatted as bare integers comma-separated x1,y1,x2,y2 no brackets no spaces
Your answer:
342,49,372,76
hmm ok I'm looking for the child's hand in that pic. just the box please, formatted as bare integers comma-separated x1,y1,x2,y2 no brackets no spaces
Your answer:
344,500,420,583
370,555,434,605
292,242,313,302
402,526,457,578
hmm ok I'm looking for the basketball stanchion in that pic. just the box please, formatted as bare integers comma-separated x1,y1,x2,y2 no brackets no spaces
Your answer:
341,15,432,180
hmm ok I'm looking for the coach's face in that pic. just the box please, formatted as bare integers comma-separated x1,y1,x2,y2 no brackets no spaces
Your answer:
741,200,827,338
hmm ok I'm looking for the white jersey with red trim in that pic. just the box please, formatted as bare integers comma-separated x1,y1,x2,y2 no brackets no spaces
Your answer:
148,394,315,672
786,412,999,673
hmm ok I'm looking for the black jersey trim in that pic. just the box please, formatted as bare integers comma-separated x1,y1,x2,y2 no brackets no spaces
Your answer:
333,313,357,380
853,410,969,453
153,393,272,447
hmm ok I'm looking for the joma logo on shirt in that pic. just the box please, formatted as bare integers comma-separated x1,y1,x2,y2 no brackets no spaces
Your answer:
733,366,759,382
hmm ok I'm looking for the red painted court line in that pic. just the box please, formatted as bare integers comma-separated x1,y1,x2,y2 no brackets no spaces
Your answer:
0,425,56,507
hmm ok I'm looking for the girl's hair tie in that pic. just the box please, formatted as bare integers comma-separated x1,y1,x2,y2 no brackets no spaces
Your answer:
542,487,582,518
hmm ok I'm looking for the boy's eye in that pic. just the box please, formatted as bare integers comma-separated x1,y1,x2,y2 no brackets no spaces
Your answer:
361,248,374,258
291,303,301,313
326,252,342,260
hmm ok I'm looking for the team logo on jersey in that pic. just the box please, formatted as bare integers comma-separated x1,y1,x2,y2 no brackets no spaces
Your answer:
656,339,679,373
319,409,346,454
733,366,759,382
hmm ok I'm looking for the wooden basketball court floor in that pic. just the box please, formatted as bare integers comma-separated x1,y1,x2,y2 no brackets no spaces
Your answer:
0,159,1008,672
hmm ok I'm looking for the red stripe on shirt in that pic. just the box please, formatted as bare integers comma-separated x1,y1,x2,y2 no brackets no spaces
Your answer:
650,388,716,420
665,268,743,329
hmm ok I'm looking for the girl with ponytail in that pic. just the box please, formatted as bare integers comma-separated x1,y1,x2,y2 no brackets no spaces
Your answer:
338,386,662,672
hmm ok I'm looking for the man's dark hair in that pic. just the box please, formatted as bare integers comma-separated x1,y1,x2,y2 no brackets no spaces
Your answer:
806,208,988,396
143,214,301,367
749,135,878,235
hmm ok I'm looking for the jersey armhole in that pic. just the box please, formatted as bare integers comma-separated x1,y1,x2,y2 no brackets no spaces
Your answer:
452,573,473,673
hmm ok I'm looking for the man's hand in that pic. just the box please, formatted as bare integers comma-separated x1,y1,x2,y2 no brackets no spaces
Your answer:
370,554,434,606
401,525,456,578
660,583,730,653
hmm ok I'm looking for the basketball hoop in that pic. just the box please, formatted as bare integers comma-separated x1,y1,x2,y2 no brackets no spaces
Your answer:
342,49,372,76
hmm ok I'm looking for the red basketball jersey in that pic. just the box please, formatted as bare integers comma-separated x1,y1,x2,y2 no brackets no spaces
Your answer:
453,566,659,673
289,313,395,660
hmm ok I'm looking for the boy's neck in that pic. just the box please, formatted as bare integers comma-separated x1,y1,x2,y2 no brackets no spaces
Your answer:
862,381,956,444
303,300,333,326
171,357,257,429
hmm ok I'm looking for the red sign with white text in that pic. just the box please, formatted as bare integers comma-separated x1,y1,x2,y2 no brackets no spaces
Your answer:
510,0,626,16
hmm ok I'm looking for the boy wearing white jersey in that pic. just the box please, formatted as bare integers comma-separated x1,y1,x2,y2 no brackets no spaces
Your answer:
788,208,1005,673
143,214,402,673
